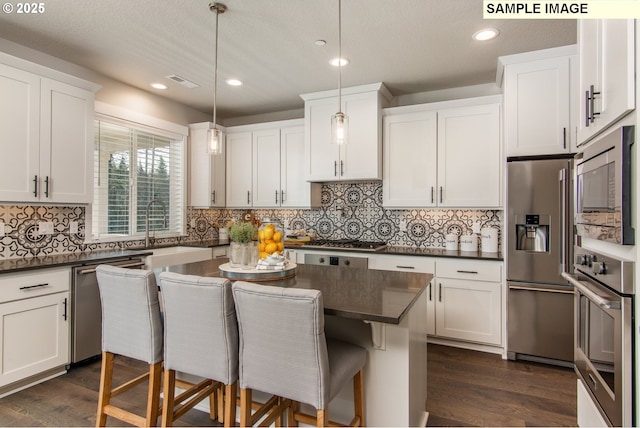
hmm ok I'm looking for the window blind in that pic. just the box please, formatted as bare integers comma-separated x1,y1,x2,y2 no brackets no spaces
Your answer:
92,118,185,241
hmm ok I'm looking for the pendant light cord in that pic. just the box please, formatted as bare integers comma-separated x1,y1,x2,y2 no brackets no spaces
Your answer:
213,7,219,127
338,0,342,110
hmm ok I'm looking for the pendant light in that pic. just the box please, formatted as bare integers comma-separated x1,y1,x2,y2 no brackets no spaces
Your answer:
208,2,226,155
331,0,348,145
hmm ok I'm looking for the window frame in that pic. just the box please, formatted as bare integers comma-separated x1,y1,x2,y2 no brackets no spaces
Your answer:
88,102,188,243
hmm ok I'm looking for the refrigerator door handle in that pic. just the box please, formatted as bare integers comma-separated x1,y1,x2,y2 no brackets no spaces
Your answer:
559,167,567,274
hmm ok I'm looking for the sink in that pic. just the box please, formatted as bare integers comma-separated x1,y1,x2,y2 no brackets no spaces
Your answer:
144,246,212,269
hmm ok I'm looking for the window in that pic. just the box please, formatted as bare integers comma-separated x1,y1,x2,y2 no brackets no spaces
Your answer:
92,111,186,241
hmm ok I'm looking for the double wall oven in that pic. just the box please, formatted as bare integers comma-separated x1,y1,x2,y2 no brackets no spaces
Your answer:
562,248,634,427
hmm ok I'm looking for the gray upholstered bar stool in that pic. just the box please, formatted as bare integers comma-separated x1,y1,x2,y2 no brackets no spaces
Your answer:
158,272,239,427
95,265,164,427
232,281,367,427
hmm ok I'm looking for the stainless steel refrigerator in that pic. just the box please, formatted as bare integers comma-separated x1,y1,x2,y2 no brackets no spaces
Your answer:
506,155,574,365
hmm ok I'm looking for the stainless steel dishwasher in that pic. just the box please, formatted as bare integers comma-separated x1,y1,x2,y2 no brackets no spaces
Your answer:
71,257,145,364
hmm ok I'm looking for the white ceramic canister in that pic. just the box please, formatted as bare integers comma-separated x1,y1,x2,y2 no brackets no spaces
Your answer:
218,227,229,240
445,234,458,251
481,227,499,253
460,235,478,252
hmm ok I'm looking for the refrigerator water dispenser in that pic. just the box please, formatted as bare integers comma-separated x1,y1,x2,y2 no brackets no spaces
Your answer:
515,214,549,252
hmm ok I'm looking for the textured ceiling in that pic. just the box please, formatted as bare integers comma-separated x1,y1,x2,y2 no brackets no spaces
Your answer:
0,0,576,119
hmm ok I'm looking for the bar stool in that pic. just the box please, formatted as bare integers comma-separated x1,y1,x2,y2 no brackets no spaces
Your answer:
95,265,164,427
232,281,367,427
158,272,239,428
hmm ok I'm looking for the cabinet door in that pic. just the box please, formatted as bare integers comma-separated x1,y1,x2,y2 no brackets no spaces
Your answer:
341,91,382,180
0,64,40,202
280,126,310,207
305,97,340,181
504,57,572,156
383,111,437,207
189,123,226,208
578,19,635,145
437,103,501,207
41,78,94,204
435,278,501,345
0,292,69,388
226,132,253,207
252,128,281,207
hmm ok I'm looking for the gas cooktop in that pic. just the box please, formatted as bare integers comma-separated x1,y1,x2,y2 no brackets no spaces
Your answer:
302,239,387,252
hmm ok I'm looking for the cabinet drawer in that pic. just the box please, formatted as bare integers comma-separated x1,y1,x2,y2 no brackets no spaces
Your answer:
0,268,70,303
436,259,502,282
212,246,229,258
369,255,435,273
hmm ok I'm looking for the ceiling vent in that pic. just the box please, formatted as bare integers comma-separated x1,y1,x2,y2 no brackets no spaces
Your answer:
165,74,199,88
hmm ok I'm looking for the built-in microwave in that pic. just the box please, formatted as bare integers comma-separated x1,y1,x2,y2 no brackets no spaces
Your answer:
575,125,634,245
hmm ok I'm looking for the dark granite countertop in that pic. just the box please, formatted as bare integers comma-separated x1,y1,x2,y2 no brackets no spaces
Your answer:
157,258,431,325
289,244,504,261
0,249,154,274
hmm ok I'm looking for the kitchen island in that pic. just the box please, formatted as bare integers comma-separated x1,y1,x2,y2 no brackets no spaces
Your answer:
158,258,432,427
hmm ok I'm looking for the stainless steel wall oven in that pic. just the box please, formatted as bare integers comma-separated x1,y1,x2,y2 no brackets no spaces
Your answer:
562,246,634,427
575,125,634,245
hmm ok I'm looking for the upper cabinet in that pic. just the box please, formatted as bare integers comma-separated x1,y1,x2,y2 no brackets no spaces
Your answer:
226,120,320,209
383,96,502,209
189,122,226,208
301,83,392,182
0,61,98,204
577,19,635,146
499,45,577,156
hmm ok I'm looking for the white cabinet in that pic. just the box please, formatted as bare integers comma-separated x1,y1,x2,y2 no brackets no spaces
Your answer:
437,102,501,208
433,259,502,346
501,46,576,156
302,83,392,182
226,131,253,208
577,379,608,427
0,268,70,391
188,122,226,208
383,111,437,207
226,120,320,208
383,97,501,208
577,19,635,145
0,62,97,204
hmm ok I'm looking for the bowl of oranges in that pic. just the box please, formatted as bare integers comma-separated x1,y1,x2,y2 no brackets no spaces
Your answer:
257,220,284,259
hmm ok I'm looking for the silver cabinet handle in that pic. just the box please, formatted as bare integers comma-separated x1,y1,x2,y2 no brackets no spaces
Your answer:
559,168,567,274
396,265,415,269
340,160,344,176
428,282,432,301
456,270,478,274
212,190,216,204
44,176,50,198
334,161,337,176
439,186,443,204
275,190,278,204
438,283,442,302
20,283,49,290
589,84,600,124
62,297,68,321
562,127,567,149
33,175,38,197
247,191,250,205
431,186,434,204
584,90,590,127
281,190,284,203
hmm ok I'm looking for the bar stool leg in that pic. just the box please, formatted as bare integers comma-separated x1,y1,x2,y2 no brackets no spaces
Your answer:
240,388,252,427
161,370,176,427
354,369,365,427
224,383,237,427
96,352,114,427
288,401,298,427
316,408,327,428
146,362,163,427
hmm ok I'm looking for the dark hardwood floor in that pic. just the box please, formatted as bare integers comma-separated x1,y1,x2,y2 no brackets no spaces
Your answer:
426,344,577,427
0,344,577,427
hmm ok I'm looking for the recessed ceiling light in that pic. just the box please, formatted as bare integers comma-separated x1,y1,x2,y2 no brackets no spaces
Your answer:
472,28,500,41
315,39,327,46
330,57,350,67
226,79,243,86
150,82,168,90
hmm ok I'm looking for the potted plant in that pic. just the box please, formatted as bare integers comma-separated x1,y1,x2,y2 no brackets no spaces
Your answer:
228,221,257,269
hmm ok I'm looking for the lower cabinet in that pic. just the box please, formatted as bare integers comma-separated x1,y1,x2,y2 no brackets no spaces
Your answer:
0,268,70,392
432,259,503,346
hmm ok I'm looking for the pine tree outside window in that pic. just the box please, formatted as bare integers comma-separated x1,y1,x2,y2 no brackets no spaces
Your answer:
92,113,186,242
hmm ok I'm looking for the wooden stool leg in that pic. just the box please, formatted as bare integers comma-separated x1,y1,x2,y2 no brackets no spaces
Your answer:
96,352,114,427
240,388,252,427
224,382,237,427
217,386,225,423
146,361,163,427
288,401,298,427
354,369,365,427
161,369,176,427
316,408,327,428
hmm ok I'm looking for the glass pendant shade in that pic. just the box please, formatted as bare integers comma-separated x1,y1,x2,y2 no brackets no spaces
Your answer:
207,126,223,155
331,111,348,145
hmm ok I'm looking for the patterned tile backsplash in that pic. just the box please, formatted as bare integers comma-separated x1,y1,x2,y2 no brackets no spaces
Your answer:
0,182,502,259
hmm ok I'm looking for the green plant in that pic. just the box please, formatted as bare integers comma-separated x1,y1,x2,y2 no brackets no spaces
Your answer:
228,221,257,243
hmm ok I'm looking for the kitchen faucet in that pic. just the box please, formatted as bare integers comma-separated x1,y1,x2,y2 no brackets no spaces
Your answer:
145,199,167,248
